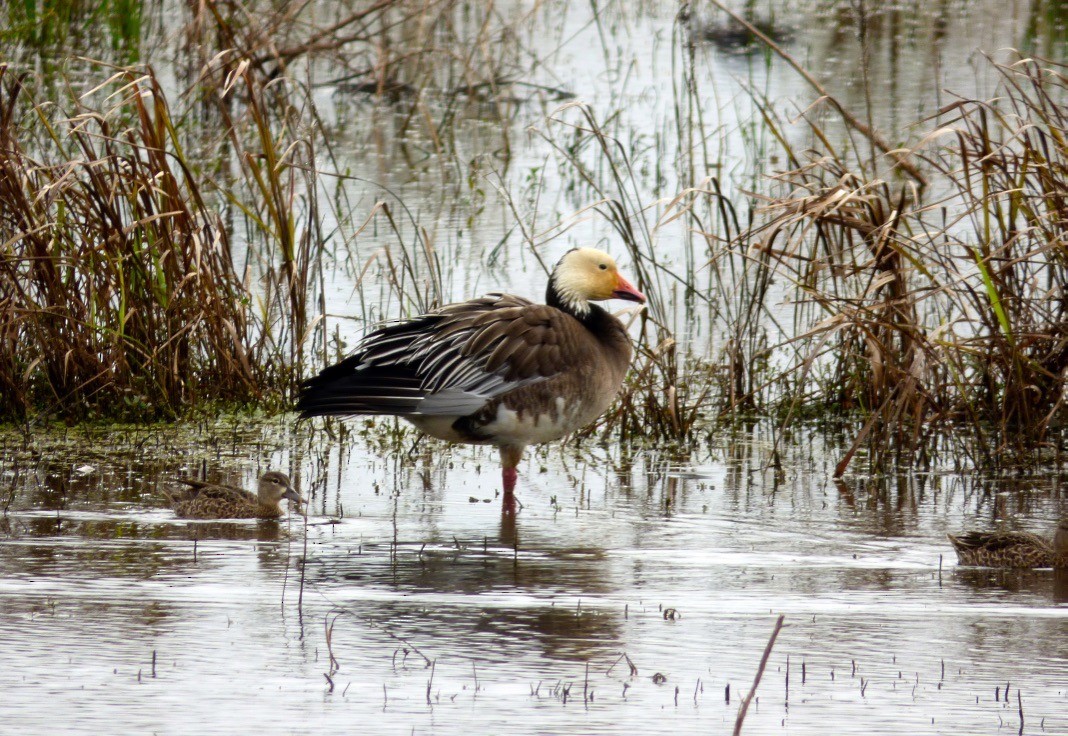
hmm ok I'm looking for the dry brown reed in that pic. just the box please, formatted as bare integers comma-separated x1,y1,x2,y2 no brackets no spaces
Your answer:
0,65,262,419
744,53,1068,470
733,614,785,735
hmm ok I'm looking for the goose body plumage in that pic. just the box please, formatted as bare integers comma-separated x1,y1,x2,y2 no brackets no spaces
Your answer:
297,248,646,511
948,519,1068,568
165,471,304,520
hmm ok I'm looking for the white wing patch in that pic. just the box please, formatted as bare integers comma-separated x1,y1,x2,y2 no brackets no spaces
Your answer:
416,388,491,417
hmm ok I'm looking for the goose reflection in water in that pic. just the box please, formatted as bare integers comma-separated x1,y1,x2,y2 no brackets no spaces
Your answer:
306,508,622,663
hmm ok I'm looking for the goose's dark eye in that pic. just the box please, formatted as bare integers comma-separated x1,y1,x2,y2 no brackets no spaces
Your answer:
599,263,608,270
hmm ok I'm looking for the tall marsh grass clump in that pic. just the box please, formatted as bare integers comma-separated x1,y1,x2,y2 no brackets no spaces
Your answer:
0,67,266,419
747,54,1068,469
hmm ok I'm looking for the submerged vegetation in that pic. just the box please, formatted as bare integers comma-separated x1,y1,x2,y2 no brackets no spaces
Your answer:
0,1,1066,472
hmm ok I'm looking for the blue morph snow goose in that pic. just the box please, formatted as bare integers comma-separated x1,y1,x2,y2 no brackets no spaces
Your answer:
297,248,646,512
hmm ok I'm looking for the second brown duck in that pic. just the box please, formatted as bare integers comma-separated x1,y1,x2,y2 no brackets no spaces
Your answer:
948,519,1068,568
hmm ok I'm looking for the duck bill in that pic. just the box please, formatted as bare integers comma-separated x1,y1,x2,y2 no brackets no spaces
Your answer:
612,275,646,303
282,488,306,505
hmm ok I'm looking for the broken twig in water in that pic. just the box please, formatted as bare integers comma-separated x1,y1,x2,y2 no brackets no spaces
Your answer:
427,659,436,705
606,652,639,677
733,614,785,736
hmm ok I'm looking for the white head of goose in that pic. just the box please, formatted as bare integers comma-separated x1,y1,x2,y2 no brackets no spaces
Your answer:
297,247,646,512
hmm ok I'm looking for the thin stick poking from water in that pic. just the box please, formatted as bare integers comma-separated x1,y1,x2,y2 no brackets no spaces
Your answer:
325,613,341,675
1018,690,1024,736
427,659,436,705
298,507,309,624
733,615,785,736
786,654,790,706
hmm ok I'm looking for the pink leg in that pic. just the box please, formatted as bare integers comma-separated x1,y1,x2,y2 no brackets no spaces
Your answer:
499,445,523,515
502,466,518,494
502,467,518,515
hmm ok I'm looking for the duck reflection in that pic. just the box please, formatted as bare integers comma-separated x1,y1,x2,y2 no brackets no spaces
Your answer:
953,566,1068,605
0,514,294,579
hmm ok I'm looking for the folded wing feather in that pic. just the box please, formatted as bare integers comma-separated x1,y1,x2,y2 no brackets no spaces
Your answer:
297,294,575,418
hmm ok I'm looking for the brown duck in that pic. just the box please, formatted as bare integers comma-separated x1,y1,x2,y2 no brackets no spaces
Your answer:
297,248,646,513
165,471,304,520
948,519,1068,568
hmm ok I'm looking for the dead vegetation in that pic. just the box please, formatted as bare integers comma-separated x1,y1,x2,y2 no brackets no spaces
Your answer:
1,2,1066,476
743,55,1068,471
0,66,263,419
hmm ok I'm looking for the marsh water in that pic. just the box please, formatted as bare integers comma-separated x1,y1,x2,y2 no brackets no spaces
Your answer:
3,0,1068,734
1,420,1066,735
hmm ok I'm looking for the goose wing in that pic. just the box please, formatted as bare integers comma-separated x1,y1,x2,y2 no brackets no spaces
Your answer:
297,294,577,418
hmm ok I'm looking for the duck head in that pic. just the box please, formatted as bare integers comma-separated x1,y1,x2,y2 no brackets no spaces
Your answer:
547,247,646,317
257,471,305,509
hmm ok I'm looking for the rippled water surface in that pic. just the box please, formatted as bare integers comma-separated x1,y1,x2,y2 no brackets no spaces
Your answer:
0,420,1065,735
